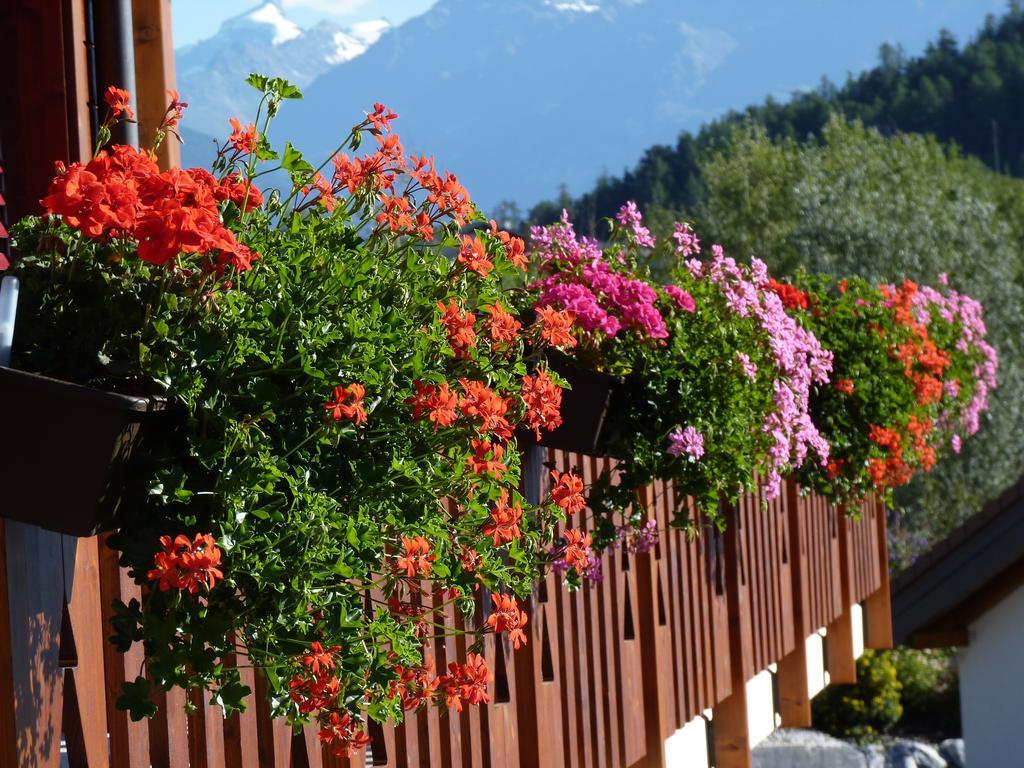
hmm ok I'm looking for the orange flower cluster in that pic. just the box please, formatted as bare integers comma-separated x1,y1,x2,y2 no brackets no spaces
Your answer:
43,143,260,272
147,534,224,594
482,490,523,544
466,439,508,479
766,278,811,311
550,471,585,515
520,369,564,439
395,536,435,578
437,300,477,358
324,383,367,425
458,234,493,277
536,306,577,349
486,594,528,649
562,529,592,574
459,379,514,440
288,643,371,756
884,280,951,406
393,652,491,714
867,424,913,489
484,303,521,350
834,378,855,395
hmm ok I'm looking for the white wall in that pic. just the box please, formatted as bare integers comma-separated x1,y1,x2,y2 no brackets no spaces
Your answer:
958,582,1024,768
664,714,709,767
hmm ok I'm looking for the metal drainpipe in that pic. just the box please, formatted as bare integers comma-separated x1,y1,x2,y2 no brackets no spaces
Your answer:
92,0,139,148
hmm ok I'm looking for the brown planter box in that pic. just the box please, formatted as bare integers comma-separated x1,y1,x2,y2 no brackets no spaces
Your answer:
534,355,622,457
0,367,167,536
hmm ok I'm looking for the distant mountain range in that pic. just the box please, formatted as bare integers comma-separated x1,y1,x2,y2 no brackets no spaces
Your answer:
175,0,1002,211
176,2,389,140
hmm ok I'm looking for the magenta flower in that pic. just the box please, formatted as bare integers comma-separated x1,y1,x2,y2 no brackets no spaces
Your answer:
664,284,696,313
672,222,701,257
668,426,704,460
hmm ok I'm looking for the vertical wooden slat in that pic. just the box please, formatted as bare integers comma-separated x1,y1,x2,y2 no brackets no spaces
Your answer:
131,0,181,168
712,683,751,768
223,645,260,768
634,483,667,768
865,497,893,649
828,506,857,684
99,537,151,767
0,524,17,768
63,536,111,767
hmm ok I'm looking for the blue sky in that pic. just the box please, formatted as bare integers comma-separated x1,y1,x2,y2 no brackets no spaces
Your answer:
172,0,437,48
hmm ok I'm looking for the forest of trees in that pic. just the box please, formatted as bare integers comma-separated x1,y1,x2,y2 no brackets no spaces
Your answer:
525,2,1024,230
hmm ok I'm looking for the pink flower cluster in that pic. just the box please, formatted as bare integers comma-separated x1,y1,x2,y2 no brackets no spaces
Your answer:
690,249,832,499
910,280,998,437
531,209,670,340
615,201,656,248
668,426,704,459
673,222,701,257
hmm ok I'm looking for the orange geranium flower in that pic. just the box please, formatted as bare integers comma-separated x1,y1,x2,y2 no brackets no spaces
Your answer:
437,299,477,358
521,369,564,439
406,380,459,429
147,533,224,594
536,306,577,349
486,594,528,649
458,234,493,276
396,535,435,578
324,383,367,425
484,303,521,348
562,528,592,574
104,85,134,119
368,102,398,133
441,653,491,711
459,379,513,439
550,471,585,515
482,489,522,545
834,378,854,395
228,118,257,154
466,439,508,479
487,219,528,270
318,712,371,758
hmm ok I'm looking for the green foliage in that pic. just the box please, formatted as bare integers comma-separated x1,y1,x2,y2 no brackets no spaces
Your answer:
813,649,903,742
813,649,961,742
9,77,569,742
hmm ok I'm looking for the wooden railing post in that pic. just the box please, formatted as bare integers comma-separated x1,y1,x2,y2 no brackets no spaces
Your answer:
864,497,893,649
713,498,753,768
827,506,857,684
634,484,668,768
777,481,811,727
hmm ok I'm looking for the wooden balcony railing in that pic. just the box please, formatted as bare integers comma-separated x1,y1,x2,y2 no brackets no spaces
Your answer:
0,445,892,768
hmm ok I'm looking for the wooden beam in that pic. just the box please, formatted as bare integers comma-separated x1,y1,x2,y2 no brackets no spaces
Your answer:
776,642,811,728
712,685,751,768
132,0,181,168
825,610,857,685
865,497,893,649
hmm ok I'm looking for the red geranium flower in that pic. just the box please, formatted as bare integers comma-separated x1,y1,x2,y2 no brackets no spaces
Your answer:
550,471,585,515
536,306,577,349
104,85,134,119
458,234,493,276
482,489,522,545
324,383,367,425
520,369,563,439
486,593,528,649
395,535,435,578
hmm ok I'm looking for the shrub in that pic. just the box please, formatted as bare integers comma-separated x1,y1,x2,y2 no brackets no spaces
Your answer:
813,649,903,741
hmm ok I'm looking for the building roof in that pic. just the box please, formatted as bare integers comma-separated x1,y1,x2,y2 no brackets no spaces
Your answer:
892,476,1024,647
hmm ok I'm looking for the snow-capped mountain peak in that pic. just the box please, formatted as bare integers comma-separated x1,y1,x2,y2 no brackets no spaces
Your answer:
327,19,391,65
221,2,302,46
